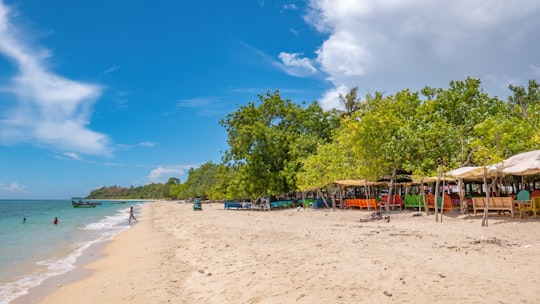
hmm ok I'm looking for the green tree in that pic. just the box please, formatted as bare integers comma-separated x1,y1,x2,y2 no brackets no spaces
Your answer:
220,90,339,198
179,162,219,200
338,89,422,213
425,77,502,167
508,79,540,143
415,78,504,220
298,141,360,191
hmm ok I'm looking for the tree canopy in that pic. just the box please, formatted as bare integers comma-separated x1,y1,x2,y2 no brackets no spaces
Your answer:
219,90,340,198
87,78,540,205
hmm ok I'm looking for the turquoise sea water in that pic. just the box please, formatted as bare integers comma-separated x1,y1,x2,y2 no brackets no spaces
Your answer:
0,199,146,304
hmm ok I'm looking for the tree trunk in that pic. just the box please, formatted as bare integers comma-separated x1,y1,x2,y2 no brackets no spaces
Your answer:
419,178,428,215
434,165,441,222
338,185,343,210
386,167,397,214
458,178,466,215
481,169,498,227
317,189,330,209
481,168,490,227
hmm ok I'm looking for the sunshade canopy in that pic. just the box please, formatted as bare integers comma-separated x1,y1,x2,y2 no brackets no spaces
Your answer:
445,166,487,180
498,150,540,176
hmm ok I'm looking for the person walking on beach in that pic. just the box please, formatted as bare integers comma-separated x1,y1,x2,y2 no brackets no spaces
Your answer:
129,207,137,224
53,217,58,225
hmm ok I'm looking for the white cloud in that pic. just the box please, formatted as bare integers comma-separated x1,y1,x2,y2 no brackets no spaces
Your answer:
176,97,218,108
278,52,318,77
175,96,226,117
137,141,157,147
147,165,195,183
104,64,120,74
63,152,83,160
117,141,158,150
318,84,349,111
283,4,299,10
301,0,540,109
0,2,111,156
0,181,25,193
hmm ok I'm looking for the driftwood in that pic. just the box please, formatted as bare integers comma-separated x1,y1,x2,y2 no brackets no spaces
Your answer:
358,211,390,223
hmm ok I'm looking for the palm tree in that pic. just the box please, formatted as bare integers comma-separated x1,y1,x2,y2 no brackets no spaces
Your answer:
339,86,360,115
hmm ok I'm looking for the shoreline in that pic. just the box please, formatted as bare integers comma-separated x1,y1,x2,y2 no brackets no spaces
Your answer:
10,202,149,304
11,240,107,304
26,201,540,303
39,201,164,304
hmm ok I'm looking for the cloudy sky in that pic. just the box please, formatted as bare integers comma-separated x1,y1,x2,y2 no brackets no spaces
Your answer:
0,0,539,198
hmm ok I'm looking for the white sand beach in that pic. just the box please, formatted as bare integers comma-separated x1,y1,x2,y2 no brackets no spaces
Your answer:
32,202,540,303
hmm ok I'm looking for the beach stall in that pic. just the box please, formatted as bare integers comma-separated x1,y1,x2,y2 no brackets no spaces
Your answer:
497,150,540,218
335,179,382,210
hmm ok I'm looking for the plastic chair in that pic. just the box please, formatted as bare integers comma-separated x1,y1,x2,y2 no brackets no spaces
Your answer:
530,190,540,198
530,197,540,219
517,190,530,202
516,190,531,218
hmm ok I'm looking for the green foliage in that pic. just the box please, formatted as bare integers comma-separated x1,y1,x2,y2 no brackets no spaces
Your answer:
88,78,540,204
337,89,422,180
210,165,251,200
298,141,360,190
508,79,540,143
423,77,505,168
87,183,169,199
304,77,538,188
220,90,340,197
173,162,220,200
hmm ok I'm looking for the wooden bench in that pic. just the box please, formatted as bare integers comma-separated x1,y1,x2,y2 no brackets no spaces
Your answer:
472,197,515,218
426,193,457,213
404,194,422,209
270,200,294,208
224,201,245,209
380,195,403,210
344,198,361,208
344,198,378,209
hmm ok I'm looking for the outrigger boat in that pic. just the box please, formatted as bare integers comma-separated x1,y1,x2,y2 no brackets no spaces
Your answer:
72,200,99,208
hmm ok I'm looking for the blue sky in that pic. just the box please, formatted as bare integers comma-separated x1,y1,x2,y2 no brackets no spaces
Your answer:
1,0,539,199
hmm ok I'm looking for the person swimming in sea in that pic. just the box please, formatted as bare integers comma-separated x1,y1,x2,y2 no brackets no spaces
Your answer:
53,217,58,225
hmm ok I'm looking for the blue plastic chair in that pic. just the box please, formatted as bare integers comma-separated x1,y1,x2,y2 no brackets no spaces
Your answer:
516,190,531,218
517,190,530,202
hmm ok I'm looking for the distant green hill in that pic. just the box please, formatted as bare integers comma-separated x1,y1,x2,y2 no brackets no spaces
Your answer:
87,183,169,199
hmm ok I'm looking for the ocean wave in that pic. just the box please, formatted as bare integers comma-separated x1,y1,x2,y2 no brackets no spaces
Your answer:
1,212,131,304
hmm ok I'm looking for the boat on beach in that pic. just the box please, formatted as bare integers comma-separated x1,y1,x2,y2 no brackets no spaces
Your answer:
71,200,99,208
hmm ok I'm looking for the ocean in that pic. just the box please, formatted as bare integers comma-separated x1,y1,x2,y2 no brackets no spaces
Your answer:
0,199,147,304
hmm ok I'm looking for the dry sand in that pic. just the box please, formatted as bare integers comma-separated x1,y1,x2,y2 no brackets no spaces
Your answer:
34,201,540,303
